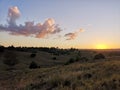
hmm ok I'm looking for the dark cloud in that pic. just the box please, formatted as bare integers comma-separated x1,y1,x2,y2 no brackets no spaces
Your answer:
64,32,77,40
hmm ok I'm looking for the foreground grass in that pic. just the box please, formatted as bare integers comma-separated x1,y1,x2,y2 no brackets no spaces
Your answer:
0,60,120,90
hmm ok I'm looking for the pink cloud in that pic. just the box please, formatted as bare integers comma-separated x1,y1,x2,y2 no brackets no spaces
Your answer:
0,6,62,38
7,6,20,27
64,28,85,40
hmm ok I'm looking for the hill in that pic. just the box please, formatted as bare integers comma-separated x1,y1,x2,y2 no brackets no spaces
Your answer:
0,47,120,90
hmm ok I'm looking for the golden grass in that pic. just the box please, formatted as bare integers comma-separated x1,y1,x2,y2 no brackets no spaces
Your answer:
0,50,120,90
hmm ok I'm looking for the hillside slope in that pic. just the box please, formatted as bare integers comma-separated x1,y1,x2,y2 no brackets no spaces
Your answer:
0,49,120,90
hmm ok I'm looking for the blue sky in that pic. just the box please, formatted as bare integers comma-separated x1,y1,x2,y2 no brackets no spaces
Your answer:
0,0,120,49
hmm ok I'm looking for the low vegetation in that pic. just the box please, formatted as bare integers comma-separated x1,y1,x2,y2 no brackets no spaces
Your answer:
0,45,120,90
29,61,38,69
52,57,57,60
94,53,105,60
30,53,36,58
65,58,75,65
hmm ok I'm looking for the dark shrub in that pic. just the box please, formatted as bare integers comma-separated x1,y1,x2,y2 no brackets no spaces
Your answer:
63,80,71,86
76,56,80,61
29,61,38,69
83,73,92,79
69,58,75,63
38,66,41,68
30,53,36,58
64,58,75,65
52,57,56,60
94,53,105,60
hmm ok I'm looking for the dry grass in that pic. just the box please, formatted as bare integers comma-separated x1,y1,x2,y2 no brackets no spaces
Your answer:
0,49,120,90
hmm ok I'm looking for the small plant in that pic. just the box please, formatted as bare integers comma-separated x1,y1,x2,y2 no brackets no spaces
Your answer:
83,73,92,79
29,61,38,69
64,58,75,65
76,56,80,61
94,53,105,60
30,53,36,58
52,57,57,60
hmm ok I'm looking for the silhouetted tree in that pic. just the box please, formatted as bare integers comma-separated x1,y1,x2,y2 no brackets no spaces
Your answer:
7,45,15,50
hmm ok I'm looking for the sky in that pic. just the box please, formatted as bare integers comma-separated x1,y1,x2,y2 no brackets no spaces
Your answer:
0,0,120,49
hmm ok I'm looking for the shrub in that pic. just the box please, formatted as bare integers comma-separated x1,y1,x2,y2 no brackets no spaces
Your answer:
3,52,18,67
76,56,80,61
29,61,38,69
83,73,92,79
65,58,75,65
94,53,105,60
52,57,57,60
30,53,36,58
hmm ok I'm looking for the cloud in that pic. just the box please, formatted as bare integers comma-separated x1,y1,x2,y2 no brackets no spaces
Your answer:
64,32,77,40
7,6,20,27
0,6,62,38
64,28,84,40
79,28,85,32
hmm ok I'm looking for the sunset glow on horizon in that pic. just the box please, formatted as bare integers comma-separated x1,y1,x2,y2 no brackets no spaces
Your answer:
96,44,108,49
0,0,120,49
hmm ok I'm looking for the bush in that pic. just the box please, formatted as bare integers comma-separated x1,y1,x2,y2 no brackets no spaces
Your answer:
29,61,38,69
65,58,75,65
30,53,36,58
94,53,105,60
3,52,18,67
52,57,57,60
83,73,92,79
75,56,80,61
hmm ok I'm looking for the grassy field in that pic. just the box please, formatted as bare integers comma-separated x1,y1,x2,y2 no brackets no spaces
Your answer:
0,48,120,90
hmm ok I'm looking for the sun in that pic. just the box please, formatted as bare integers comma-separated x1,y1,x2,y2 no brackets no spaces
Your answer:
96,44,107,49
